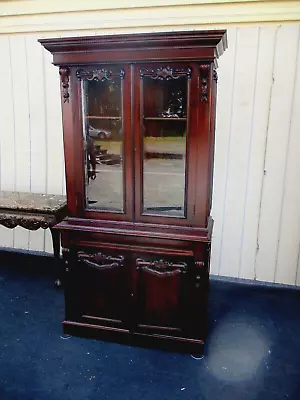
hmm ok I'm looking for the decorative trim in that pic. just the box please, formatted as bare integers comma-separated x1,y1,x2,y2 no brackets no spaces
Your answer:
195,261,205,268
59,67,70,103
213,69,218,82
76,68,125,81
0,212,57,230
77,251,124,270
136,258,187,275
199,64,210,102
140,66,191,80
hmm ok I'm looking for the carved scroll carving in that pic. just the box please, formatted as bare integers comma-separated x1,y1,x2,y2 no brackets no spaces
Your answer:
136,258,187,276
76,69,125,81
0,212,57,230
199,64,210,102
59,67,70,103
140,66,191,80
77,251,124,270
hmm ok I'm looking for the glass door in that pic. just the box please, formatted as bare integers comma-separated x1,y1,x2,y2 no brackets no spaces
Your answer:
134,64,194,224
78,66,133,219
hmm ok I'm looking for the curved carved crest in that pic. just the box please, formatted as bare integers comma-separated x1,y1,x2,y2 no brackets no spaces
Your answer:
76,69,125,81
140,66,191,80
136,258,187,275
77,251,124,270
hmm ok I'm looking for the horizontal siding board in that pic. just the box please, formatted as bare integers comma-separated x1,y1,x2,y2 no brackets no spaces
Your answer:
1,2,300,34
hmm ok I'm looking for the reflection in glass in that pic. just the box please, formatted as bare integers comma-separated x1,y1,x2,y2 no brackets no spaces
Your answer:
80,69,124,212
141,71,188,217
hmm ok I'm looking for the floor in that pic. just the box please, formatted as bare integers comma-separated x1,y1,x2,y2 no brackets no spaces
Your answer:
0,251,300,400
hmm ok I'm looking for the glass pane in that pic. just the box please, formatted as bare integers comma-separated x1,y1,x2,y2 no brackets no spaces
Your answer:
80,69,124,212
141,69,189,217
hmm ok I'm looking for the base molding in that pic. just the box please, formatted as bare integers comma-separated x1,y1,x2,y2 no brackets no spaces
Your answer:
63,320,204,354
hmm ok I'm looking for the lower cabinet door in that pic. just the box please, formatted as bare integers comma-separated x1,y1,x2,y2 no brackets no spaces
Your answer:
135,256,188,335
65,249,130,328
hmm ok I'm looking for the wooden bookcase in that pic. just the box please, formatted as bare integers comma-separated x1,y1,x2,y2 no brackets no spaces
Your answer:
40,30,227,354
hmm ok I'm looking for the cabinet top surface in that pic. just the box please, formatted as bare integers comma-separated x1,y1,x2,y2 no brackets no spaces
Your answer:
0,191,67,213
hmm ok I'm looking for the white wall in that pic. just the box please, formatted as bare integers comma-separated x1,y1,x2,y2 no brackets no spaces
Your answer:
0,23,300,286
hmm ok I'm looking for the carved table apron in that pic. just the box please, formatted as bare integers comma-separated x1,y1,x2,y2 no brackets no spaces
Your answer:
0,191,68,286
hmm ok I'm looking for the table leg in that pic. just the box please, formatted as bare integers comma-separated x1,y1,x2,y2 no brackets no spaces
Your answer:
49,227,62,288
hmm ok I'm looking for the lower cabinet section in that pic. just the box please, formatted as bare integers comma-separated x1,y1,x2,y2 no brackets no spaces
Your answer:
63,242,210,354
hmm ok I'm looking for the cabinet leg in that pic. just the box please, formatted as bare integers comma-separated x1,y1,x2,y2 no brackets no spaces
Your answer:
49,227,62,288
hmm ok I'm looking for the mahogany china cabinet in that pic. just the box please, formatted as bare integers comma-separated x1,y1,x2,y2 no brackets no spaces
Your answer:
40,30,227,354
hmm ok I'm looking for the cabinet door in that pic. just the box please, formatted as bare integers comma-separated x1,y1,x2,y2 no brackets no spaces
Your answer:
133,63,201,226
65,249,130,328
77,65,134,220
135,257,188,334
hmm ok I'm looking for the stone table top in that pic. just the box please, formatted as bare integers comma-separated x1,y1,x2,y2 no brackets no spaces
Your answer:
0,191,67,214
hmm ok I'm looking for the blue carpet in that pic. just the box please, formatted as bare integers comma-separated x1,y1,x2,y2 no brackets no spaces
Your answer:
0,251,300,400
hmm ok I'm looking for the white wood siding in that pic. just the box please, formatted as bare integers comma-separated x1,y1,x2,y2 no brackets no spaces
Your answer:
0,24,300,286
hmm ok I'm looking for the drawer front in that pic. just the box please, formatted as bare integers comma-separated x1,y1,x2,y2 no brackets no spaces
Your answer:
62,230,196,258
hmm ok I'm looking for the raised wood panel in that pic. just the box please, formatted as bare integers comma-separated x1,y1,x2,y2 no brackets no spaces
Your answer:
0,25,300,285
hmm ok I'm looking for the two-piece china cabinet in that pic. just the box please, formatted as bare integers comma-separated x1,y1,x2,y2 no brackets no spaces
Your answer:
40,30,227,354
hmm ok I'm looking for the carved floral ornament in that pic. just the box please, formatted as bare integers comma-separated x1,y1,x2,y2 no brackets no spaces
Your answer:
140,66,191,80
199,64,210,102
76,69,125,81
77,251,124,269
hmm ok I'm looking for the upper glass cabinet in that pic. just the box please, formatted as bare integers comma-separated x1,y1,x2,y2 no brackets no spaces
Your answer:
78,67,125,213
139,66,191,218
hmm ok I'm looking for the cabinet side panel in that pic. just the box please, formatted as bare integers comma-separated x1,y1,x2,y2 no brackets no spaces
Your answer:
210,27,238,275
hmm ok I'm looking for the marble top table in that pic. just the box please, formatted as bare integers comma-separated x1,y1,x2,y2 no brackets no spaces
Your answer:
0,191,68,286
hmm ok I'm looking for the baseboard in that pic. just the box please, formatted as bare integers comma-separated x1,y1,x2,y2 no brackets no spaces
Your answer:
0,247,54,259
210,274,300,291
